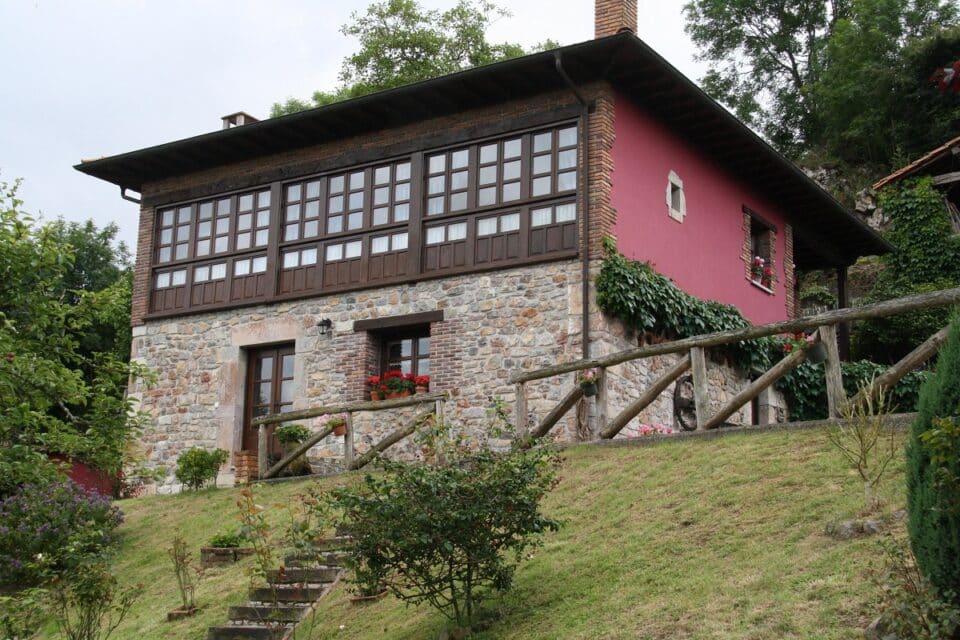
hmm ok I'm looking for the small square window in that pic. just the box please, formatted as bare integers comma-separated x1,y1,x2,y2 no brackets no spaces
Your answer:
301,248,317,265
344,241,362,259
451,149,469,169
531,207,552,227
426,227,446,245
326,244,343,262
500,213,520,232
478,218,498,236
329,176,345,194
234,259,251,276
171,270,187,286
211,263,226,280
392,233,408,251
395,162,411,181
252,256,268,273
429,155,446,174
156,272,171,288
555,203,577,222
371,236,390,254
448,222,467,241
283,252,299,269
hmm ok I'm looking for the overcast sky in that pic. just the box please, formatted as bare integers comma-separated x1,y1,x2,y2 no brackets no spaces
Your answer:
0,0,704,252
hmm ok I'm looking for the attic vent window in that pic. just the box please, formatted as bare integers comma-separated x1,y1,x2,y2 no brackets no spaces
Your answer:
666,170,685,222
221,111,259,129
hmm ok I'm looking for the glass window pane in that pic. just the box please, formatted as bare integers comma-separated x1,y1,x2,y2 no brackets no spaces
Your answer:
500,213,520,232
234,259,250,276
304,220,319,238
478,187,496,207
451,149,468,169
555,203,577,222
394,203,409,221
350,171,365,189
428,196,445,216
373,207,389,225
374,166,391,185
175,243,188,260
395,162,411,181
558,148,577,170
391,233,408,250
374,186,390,205
503,160,521,181
327,216,343,234
286,184,301,202
448,222,467,241
193,265,210,282
211,263,226,279
252,256,267,273
177,224,191,240
258,382,272,404
282,355,295,379
283,252,299,269
217,198,232,214
345,241,362,258
479,144,497,164
558,170,577,191
451,170,468,191
418,336,430,354
328,195,343,214
161,210,174,226
347,211,363,229
238,213,252,231
479,165,497,185
304,181,320,199
418,358,430,375
285,225,299,241
450,192,467,211
197,221,211,238
216,218,230,234
348,191,364,210
428,154,445,174
158,247,171,262
504,138,521,158
532,176,551,196
199,203,213,220
533,132,552,153
371,236,389,253
428,175,445,195
329,175,344,194
171,270,187,286
326,244,343,261
301,248,317,265
400,361,412,375
304,201,320,219
533,154,552,175
257,210,270,227
478,218,497,236
394,183,410,201
259,357,274,380
257,191,271,208
239,194,254,211
178,206,192,223
215,236,228,253
531,207,552,227
426,227,445,245
400,339,412,357
236,232,251,250
285,205,299,222
160,228,173,244
156,272,170,288
558,126,577,147
502,182,521,201
255,229,269,246
195,239,210,256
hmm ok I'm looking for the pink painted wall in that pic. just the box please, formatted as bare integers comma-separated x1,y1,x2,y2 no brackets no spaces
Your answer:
610,92,791,325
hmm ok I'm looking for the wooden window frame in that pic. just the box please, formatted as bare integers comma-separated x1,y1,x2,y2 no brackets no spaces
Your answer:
379,326,431,377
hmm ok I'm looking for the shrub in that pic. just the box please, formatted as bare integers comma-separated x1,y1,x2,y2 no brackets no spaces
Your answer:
877,538,960,639
275,423,310,445
331,416,561,632
207,531,247,548
0,479,123,585
908,319,960,603
50,561,141,640
174,448,228,491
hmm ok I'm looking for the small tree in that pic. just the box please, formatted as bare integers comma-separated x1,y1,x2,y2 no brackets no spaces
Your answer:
908,318,960,603
828,378,899,511
50,562,140,640
174,448,228,491
168,534,200,612
332,415,560,633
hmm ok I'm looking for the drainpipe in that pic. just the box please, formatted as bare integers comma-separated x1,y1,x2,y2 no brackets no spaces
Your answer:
554,51,592,360
120,186,141,204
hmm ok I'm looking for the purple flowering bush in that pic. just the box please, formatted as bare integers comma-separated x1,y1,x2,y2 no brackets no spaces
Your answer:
0,479,123,585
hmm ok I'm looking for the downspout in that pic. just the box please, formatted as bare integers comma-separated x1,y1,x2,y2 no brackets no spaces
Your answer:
554,51,592,360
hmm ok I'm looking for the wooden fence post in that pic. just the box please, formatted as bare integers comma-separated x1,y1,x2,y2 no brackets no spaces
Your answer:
257,424,268,480
819,325,844,418
595,367,607,439
515,382,527,439
343,411,355,470
690,347,710,430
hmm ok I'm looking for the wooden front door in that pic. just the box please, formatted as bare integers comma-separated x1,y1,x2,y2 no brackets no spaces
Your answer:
243,344,295,453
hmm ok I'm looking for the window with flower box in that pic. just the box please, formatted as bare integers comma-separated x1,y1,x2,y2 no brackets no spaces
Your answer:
745,206,776,292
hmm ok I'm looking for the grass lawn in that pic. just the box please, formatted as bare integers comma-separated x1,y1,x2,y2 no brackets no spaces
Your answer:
39,428,905,639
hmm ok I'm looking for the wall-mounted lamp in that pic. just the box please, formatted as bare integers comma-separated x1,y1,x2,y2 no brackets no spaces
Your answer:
317,318,333,336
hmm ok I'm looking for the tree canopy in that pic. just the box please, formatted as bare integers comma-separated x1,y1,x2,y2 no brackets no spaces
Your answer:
271,0,557,116
684,0,959,167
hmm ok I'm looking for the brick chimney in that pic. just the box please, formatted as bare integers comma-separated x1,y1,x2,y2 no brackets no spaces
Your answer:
595,0,637,38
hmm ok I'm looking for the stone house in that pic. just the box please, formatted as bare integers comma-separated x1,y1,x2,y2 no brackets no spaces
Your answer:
76,0,887,489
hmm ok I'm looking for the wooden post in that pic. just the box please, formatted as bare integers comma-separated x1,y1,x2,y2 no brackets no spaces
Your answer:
257,425,268,480
703,347,808,429
515,382,528,439
837,266,850,360
819,325,844,418
595,367,607,440
599,355,691,439
343,411,355,470
690,347,710,430
529,386,585,440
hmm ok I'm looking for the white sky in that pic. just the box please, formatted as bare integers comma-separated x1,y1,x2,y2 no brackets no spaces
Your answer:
0,0,704,251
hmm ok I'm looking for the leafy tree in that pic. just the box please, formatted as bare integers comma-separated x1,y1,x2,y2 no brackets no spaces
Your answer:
272,0,557,116
683,0,957,161
907,317,960,605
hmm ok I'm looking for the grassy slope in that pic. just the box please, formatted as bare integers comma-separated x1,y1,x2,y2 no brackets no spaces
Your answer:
53,429,904,640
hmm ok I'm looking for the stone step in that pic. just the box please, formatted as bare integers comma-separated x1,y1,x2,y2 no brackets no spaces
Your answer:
266,567,341,585
313,536,354,552
283,550,348,568
207,624,289,640
249,586,326,603
228,604,306,624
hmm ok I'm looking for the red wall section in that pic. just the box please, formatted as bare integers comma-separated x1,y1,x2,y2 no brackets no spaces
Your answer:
610,92,791,325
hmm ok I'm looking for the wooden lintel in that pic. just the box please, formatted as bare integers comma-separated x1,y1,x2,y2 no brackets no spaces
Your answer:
703,347,809,430
599,355,691,439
